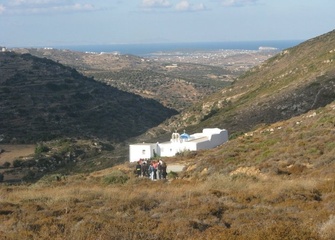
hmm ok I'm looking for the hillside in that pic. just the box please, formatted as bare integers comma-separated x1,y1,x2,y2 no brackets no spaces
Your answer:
12,48,274,111
1,31,335,239
140,30,335,142
0,101,334,239
0,52,177,144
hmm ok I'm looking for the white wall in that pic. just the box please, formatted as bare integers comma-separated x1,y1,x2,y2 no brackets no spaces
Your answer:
129,144,157,162
159,142,178,157
208,129,228,148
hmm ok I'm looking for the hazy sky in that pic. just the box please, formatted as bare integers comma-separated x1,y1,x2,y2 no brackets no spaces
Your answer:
0,0,334,47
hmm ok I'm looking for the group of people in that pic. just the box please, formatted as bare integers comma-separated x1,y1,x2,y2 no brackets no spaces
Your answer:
135,159,167,180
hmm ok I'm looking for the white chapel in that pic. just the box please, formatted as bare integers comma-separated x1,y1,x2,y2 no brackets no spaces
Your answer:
129,128,228,162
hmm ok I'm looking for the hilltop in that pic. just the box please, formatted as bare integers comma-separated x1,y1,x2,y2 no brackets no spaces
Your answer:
0,52,177,144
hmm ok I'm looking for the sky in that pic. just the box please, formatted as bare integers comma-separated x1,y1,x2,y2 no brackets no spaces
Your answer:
0,0,334,47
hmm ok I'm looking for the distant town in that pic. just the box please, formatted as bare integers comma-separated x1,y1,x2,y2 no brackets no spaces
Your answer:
147,48,279,71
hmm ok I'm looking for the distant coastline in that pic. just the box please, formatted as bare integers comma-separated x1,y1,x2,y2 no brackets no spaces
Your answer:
56,40,303,56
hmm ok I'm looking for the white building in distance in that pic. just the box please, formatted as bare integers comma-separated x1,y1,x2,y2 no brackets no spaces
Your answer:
129,128,228,162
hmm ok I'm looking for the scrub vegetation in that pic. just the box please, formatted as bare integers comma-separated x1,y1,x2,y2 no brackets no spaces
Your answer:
1,30,335,239
1,103,335,239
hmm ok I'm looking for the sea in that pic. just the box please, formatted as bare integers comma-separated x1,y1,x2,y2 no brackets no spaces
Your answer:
57,40,303,57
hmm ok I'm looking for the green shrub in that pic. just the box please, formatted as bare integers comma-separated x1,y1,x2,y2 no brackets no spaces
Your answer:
37,174,65,185
229,131,244,140
102,170,129,185
35,145,50,154
2,162,11,168
167,171,179,179
22,170,36,181
13,159,24,168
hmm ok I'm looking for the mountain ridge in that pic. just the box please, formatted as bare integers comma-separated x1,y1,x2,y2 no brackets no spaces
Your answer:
12,47,274,111
137,29,335,142
0,52,177,143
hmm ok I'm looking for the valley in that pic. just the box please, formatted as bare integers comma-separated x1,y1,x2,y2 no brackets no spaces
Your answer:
1,30,335,239
13,47,278,111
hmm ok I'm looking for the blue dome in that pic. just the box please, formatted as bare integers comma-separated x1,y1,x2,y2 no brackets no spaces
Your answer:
180,133,190,139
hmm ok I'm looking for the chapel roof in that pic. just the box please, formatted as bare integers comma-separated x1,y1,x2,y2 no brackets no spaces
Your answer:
180,133,190,139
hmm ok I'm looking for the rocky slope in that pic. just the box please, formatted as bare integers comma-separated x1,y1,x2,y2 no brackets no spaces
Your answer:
139,30,335,142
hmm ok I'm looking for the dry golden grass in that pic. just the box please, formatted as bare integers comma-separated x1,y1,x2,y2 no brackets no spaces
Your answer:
1,104,335,239
319,215,335,240
1,166,334,240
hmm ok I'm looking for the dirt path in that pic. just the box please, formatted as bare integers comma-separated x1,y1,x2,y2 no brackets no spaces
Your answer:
167,164,185,172
0,144,36,164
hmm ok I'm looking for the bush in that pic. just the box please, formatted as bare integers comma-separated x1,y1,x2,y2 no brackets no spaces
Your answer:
102,170,129,185
13,159,24,168
2,162,10,168
229,131,244,140
35,145,50,154
167,171,179,179
0,173,4,182
37,174,65,185
22,170,36,181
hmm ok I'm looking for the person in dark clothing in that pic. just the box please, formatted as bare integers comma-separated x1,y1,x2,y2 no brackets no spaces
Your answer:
160,160,167,179
141,161,149,177
135,161,142,177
